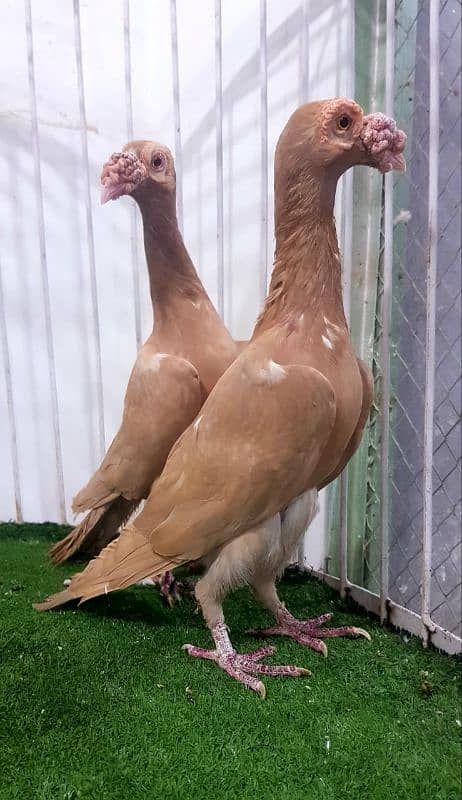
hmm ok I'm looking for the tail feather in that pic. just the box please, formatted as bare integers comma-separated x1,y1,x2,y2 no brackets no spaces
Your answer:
49,505,108,564
49,497,140,564
72,481,118,515
34,589,74,611
35,525,182,612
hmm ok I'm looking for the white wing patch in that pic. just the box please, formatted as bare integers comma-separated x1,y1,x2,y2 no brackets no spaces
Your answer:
267,360,287,382
141,351,169,371
244,358,287,385
322,316,346,350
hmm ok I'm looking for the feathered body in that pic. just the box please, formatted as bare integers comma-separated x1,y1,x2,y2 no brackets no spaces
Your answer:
50,143,238,565
37,101,406,696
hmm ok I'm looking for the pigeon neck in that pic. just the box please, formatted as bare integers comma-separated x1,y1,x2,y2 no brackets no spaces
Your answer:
136,191,205,319
255,169,346,334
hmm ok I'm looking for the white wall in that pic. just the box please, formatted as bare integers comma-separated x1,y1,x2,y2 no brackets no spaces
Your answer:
0,0,353,567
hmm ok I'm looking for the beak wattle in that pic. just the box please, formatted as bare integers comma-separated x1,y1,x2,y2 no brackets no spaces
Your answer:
361,113,407,174
100,150,147,204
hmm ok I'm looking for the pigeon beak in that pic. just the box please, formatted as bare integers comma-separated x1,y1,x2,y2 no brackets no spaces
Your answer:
100,182,125,204
377,151,406,174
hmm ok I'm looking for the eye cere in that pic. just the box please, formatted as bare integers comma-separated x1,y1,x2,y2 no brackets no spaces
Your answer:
338,115,351,130
151,154,164,170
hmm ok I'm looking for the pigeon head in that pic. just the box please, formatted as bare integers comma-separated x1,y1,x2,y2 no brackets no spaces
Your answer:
276,98,406,178
100,141,176,204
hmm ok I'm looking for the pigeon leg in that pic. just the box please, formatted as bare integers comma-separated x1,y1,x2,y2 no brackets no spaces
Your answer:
249,579,370,657
182,571,310,697
183,623,310,698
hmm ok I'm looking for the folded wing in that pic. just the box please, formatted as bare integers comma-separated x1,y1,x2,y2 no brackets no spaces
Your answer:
49,351,202,563
37,352,336,609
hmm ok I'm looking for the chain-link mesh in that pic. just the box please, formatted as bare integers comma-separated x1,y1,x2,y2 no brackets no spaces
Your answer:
368,0,461,637
427,0,461,635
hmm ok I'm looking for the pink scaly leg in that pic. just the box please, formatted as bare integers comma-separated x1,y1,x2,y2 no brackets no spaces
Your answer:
137,571,193,606
182,622,311,698
249,580,371,657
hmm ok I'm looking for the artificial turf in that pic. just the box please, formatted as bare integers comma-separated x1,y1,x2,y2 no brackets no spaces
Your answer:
0,522,460,800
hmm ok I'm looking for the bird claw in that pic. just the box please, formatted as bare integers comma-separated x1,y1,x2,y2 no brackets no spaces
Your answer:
136,571,195,607
248,611,371,655
182,643,310,697
348,627,371,641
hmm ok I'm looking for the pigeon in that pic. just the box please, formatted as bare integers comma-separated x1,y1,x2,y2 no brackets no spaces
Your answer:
36,100,406,696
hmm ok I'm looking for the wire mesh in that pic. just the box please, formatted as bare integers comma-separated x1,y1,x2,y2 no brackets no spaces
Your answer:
366,0,461,638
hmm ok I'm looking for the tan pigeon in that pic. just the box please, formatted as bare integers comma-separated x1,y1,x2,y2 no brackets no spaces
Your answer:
36,100,406,697
49,142,239,602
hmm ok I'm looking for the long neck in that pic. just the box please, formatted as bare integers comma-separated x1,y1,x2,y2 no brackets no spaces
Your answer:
134,186,205,320
254,166,346,335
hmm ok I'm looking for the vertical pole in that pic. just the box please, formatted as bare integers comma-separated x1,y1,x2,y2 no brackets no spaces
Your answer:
379,0,395,623
73,0,106,459
300,0,310,103
0,261,23,521
342,0,355,324
421,0,439,642
123,0,142,350
339,0,355,595
214,0,224,319
25,0,67,522
170,0,183,233
359,0,382,357
339,474,349,596
259,0,269,306
297,0,309,568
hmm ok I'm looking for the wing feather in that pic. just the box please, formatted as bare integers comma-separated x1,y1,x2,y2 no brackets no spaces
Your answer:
36,354,336,610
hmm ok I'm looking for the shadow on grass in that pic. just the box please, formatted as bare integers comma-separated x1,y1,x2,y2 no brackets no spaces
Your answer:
3,522,437,655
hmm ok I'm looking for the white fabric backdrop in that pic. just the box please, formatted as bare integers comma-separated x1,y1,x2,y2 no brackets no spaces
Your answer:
0,0,353,570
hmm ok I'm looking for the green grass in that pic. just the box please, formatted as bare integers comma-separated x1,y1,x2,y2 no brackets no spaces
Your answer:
0,523,460,800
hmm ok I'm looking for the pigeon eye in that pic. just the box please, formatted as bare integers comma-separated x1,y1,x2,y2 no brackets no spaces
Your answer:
337,115,351,131
151,153,164,170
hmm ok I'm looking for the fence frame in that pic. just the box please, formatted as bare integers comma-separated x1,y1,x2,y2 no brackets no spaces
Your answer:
1,0,459,656
311,0,461,657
